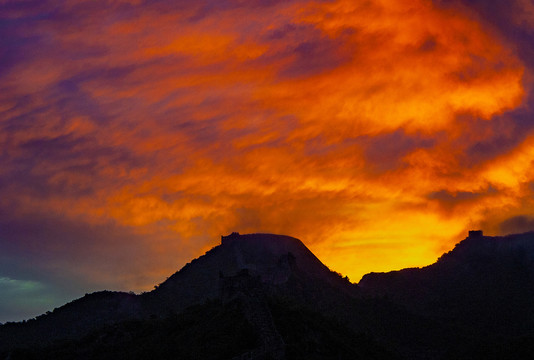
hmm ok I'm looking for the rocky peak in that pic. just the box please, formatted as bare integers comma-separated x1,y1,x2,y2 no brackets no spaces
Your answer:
152,233,354,313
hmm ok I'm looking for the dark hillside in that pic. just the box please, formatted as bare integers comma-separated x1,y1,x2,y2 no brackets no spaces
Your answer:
2,231,534,359
359,231,534,359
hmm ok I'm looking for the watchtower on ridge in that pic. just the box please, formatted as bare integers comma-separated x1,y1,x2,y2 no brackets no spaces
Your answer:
468,230,483,238
221,232,240,245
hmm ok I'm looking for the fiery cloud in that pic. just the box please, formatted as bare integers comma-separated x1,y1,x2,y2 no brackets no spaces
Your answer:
1,0,533,321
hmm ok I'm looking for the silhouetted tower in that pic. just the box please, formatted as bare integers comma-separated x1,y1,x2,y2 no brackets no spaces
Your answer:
221,232,240,245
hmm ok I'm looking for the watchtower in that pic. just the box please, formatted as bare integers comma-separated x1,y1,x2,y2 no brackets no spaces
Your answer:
221,232,240,245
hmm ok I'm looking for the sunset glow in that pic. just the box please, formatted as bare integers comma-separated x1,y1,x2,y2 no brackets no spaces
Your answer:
1,0,534,322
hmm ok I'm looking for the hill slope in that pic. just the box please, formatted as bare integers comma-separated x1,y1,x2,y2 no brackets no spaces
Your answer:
0,233,373,359
359,231,534,337
2,231,534,359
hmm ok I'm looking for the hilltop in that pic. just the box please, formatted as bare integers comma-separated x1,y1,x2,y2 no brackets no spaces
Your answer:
1,231,534,359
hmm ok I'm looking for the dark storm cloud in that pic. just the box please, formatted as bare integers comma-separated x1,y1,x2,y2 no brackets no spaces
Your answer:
457,109,534,166
0,25,40,77
427,186,499,213
429,189,485,203
265,23,298,40
0,0,55,19
418,36,439,52
439,0,534,170
279,35,354,78
360,130,436,172
499,215,534,234
434,0,534,148
188,0,294,21
435,0,534,68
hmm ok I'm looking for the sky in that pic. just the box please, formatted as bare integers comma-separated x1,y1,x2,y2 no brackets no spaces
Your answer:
1,0,534,322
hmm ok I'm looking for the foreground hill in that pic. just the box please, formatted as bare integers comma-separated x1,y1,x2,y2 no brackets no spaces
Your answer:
359,231,534,337
0,233,389,360
1,231,534,359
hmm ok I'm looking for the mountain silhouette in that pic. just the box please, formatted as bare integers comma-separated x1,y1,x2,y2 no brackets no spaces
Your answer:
151,233,357,313
359,230,534,358
1,231,534,359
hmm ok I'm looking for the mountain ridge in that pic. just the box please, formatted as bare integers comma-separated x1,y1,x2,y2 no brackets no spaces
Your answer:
0,232,360,358
2,230,534,359
359,230,534,338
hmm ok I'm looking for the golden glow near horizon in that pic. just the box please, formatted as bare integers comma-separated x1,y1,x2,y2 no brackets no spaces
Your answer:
2,0,534,293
